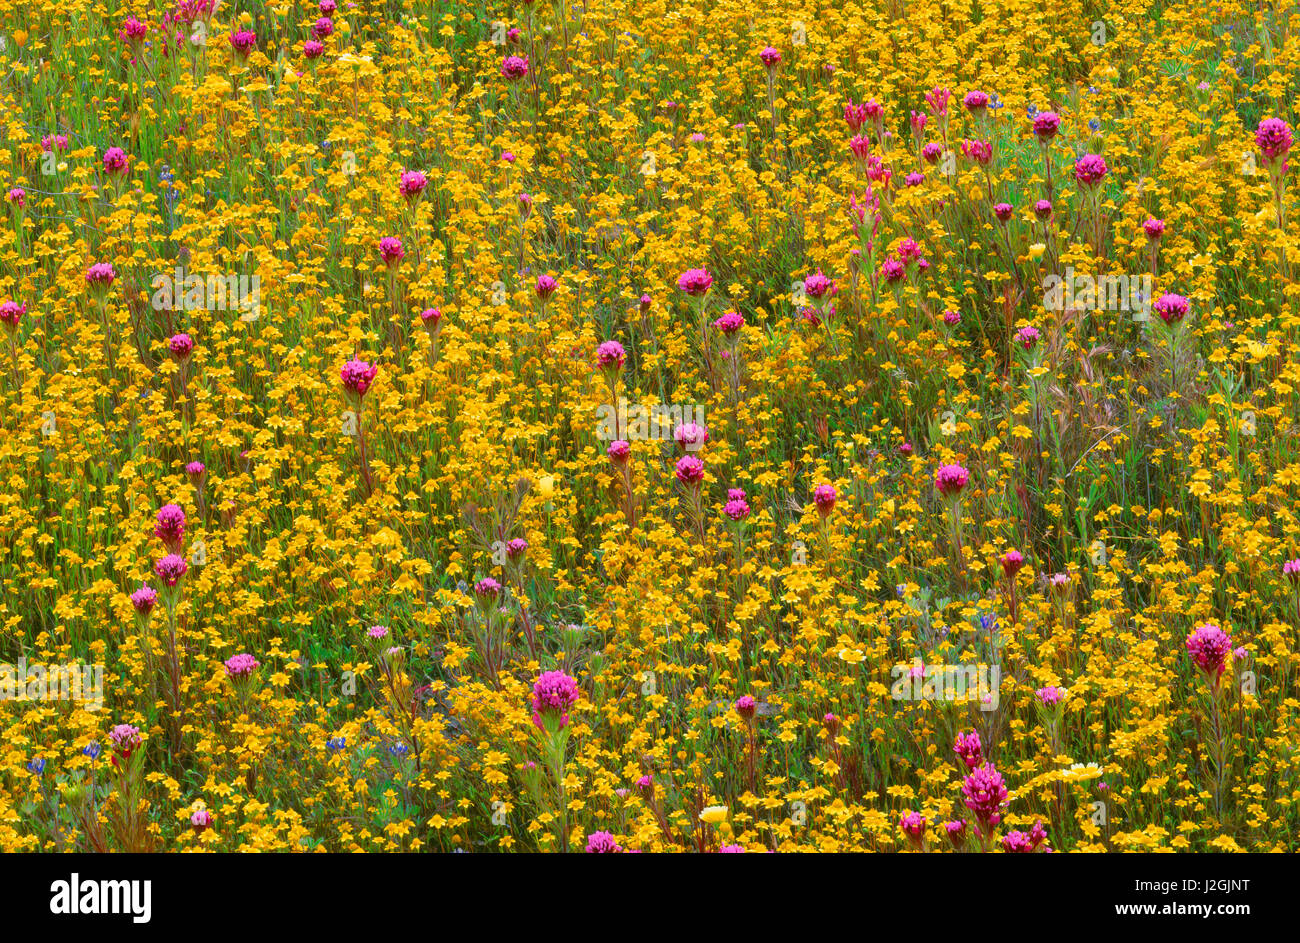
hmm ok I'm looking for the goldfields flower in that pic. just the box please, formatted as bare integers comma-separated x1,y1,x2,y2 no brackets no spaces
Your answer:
699,805,728,825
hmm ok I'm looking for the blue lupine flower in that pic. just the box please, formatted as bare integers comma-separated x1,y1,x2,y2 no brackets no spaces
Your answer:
327,736,346,752
389,742,409,758
1026,104,1039,119
83,742,101,759
1088,118,1102,133
27,757,45,775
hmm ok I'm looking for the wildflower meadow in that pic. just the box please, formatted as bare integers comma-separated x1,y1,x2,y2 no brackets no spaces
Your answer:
2,0,1300,861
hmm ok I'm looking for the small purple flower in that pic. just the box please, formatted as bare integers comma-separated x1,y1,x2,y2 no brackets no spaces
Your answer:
130,585,157,617
724,497,751,521
585,830,622,853
154,554,188,588
1074,153,1109,186
229,30,257,59
677,268,714,296
535,274,558,301
224,653,261,679
378,236,405,267
1256,117,1293,163
713,311,745,335
1187,623,1234,688
102,147,129,177
675,455,705,486
154,503,186,551
1153,293,1189,325
340,359,378,398
607,439,631,465
500,55,530,81
596,340,626,370
1032,111,1060,140
673,422,709,452
86,263,117,291
803,271,835,300
532,670,580,729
